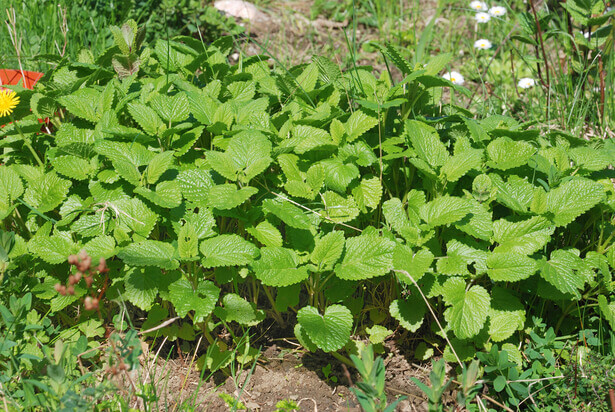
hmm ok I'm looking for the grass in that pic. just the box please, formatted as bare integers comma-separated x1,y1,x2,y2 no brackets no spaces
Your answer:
3,0,608,137
0,0,121,70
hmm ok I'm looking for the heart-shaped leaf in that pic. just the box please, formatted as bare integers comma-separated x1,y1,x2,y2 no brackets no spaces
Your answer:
296,304,352,352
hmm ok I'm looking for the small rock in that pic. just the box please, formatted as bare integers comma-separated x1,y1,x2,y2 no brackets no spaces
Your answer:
245,401,260,410
214,0,267,22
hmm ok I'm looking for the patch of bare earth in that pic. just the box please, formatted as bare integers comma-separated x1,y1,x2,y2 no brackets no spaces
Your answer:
133,342,440,411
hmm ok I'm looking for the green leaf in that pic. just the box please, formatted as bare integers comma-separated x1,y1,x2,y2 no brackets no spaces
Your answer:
487,253,538,282
118,241,179,270
58,88,103,123
145,151,175,185
598,295,615,331
294,323,318,352
124,266,162,311
83,235,116,261
178,169,214,204
28,235,79,264
455,200,493,241
493,216,554,255
262,199,313,230
366,325,393,344
440,148,483,182
51,156,95,181
320,159,360,193
494,375,506,392
346,110,378,142
150,93,190,123
214,293,265,326
181,207,216,239
178,222,199,259
54,123,95,147
339,141,378,166
442,277,490,339
206,185,257,210
390,295,426,333
321,191,359,223
95,141,155,185
275,284,300,312
227,81,256,102
487,137,536,170
135,180,182,208
382,198,420,243
393,245,434,282
546,178,605,227
113,198,158,239
23,172,71,213
291,125,335,154
252,247,309,287
310,231,345,271
247,221,283,248
570,147,610,171
488,288,525,342
295,62,319,92
297,305,352,352
352,177,382,211
419,196,472,227
538,249,585,298
168,278,220,322
200,234,259,268
208,130,272,183
0,166,23,219
406,120,449,168
334,234,395,280
127,102,165,135
490,174,533,213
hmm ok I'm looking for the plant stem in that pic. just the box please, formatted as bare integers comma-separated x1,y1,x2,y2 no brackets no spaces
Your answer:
262,285,285,328
331,351,354,368
10,115,43,167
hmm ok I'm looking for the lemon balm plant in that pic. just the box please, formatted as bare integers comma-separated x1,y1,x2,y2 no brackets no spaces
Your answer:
1,19,615,409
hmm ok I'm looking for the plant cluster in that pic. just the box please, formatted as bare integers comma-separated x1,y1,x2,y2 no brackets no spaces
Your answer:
0,0,614,410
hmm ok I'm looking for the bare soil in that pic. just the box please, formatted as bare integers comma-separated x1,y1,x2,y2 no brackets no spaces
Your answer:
133,341,441,411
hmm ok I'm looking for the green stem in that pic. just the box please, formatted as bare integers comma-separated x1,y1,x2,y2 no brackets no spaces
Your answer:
331,351,354,368
262,285,285,328
10,115,43,167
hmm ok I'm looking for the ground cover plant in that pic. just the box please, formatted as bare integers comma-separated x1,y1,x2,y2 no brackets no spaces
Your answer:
1,0,615,410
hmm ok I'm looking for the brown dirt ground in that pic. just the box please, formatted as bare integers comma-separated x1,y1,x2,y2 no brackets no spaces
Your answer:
120,340,449,412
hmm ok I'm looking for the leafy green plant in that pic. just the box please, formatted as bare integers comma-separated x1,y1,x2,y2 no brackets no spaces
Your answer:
1,10,615,409
322,363,338,383
455,359,482,411
349,344,406,412
275,399,299,412
410,359,450,412
219,392,247,411
0,293,113,410
536,347,615,411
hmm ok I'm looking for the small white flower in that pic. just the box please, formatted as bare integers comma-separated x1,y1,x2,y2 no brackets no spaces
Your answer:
489,6,507,17
443,71,465,85
518,78,535,89
474,39,493,50
470,1,488,11
582,31,590,39
475,12,491,23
